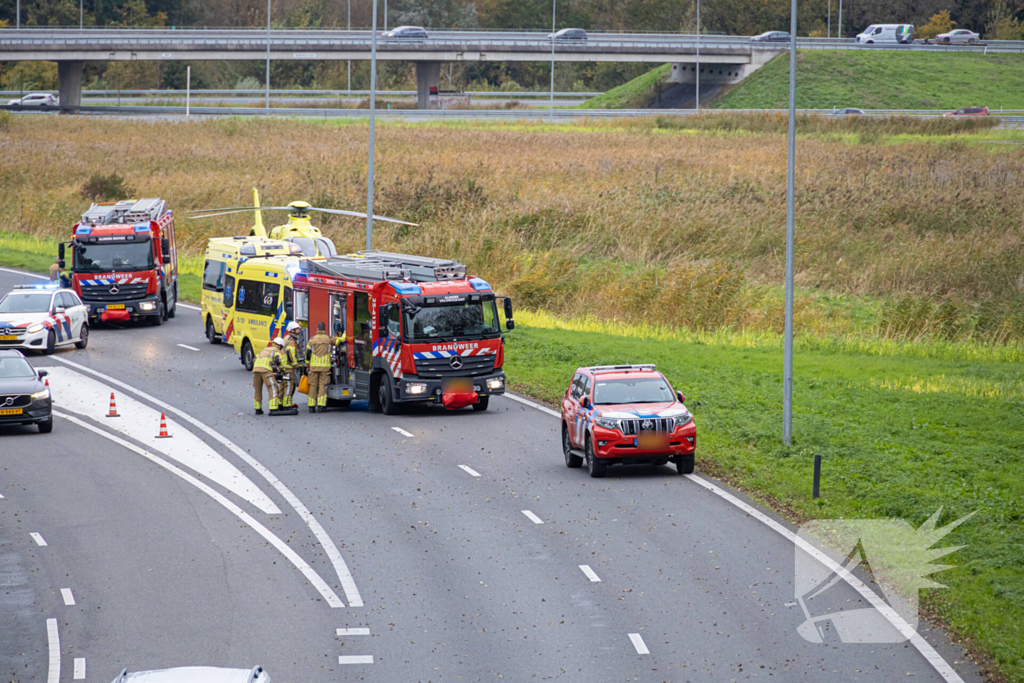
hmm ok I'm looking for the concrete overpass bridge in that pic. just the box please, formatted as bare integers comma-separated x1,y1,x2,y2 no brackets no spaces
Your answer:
2,28,1022,111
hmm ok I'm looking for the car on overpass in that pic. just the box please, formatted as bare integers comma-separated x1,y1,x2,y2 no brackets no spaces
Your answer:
0,350,52,433
548,28,588,41
856,24,915,44
0,284,88,355
382,26,428,40
935,29,980,44
112,666,272,683
561,364,696,478
833,108,865,116
944,106,989,117
7,92,58,107
751,31,791,43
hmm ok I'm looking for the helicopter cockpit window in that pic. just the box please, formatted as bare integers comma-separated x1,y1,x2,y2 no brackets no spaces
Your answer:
290,238,318,257
315,238,337,257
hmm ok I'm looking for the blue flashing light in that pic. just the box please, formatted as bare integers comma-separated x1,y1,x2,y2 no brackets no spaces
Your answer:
76,226,92,236
134,224,150,233
469,277,492,292
390,281,422,296
14,283,59,290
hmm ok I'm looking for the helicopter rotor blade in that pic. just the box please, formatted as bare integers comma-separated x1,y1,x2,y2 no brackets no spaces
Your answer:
186,207,300,219
308,207,419,226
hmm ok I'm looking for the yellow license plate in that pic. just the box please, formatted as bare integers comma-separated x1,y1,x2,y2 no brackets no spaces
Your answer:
637,433,669,449
0,335,16,341
443,378,473,393
0,408,23,416
106,304,126,310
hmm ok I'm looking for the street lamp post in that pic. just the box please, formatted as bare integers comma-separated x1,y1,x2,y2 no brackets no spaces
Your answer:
828,0,831,38
695,0,700,110
366,0,380,250
549,0,556,120
783,0,797,445
266,0,271,109
347,0,351,95
80,0,83,29
838,0,843,38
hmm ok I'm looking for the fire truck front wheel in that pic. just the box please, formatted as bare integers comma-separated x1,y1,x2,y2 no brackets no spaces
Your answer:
377,375,400,415
472,396,489,412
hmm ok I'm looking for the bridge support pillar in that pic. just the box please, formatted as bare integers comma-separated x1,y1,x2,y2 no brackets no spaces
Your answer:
416,61,440,110
57,61,83,114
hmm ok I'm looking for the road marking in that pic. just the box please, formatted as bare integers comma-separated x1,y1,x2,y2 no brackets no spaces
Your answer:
177,343,200,351
178,302,201,311
391,427,414,438
507,383,965,683
50,356,363,608
60,588,75,605
74,658,86,679
628,633,649,655
0,492,4,498
336,627,370,636
338,655,374,664
503,391,561,418
521,510,544,525
0,266,48,280
55,409,345,608
46,618,60,683
31,532,47,546
458,465,481,477
579,565,601,582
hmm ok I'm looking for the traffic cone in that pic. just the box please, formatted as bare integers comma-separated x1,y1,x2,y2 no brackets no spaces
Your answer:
156,412,171,438
44,378,49,388
106,392,120,418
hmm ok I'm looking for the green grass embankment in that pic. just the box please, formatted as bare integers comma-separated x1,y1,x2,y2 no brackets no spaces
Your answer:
581,63,671,108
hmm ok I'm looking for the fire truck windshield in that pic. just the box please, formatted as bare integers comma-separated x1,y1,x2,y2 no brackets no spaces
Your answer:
73,239,154,272
404,300,500,341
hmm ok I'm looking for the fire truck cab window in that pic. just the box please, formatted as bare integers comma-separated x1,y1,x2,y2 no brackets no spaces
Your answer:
236,279,279,316
74,240,154,272
203,259,226,291
404,299,500,341
387,304,401,337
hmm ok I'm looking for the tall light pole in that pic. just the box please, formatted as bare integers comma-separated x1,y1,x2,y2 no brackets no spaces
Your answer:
266,0,271,109
783,0,797,446
695,0,700,110
549,0,556,120
347,0,351,94
16,0,20,29
828,0,831,38
80,0,83,29
838,0,843,38
366,0,380,251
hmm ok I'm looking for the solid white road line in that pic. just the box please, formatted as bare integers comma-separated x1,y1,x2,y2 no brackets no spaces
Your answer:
60,588,75,606
458,465,481,477
521,510,544,525
0,266,48,280
55,410,345,608
74,658,86,680
50,356,364,608
628,633,650,655
46,618,60,683
177,343,200,351
579,564,601,582
508,384,964,683
31,532,47,546
178,302,201,311
338,655,374,664
391,427,414,438
336,627,370,636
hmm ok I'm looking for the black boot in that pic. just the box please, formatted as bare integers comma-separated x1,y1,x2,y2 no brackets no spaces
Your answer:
308,406,316,414
317,406,326,413
255,408,264,415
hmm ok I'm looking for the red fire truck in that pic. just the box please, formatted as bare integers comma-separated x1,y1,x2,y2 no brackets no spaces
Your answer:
59,198,178,325
292,251,514,413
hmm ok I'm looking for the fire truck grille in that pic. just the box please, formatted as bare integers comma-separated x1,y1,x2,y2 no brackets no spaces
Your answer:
414,355,495,378
0,394,32,408
619,418,671,436
79,282,149,302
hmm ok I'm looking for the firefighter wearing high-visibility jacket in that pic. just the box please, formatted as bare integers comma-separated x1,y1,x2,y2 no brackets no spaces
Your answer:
252,337,284,416
281,321,303,409
305,321,341,413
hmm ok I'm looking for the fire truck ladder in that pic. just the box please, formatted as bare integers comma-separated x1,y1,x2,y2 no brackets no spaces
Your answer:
302,250,468,283
79,198,168,226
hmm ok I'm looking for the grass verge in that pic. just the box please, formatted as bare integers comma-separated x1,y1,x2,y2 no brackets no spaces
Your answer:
580,63,670,108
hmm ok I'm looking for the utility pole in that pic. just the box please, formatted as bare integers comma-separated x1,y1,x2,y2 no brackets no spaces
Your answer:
783,0,797,446
347,0,351,94
549,0,557,121
266,0,271,109
838,0,843,38
695,0,700,110
16,0,20,29
366,0,380,251
80,0,83,29
828,0,831,38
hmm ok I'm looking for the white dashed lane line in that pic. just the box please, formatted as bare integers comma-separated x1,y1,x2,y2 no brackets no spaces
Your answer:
338,655,374,664
46,618,60,683
391,427,414,438
30,532,47,546
336,628,370,636
458,465,481,478
74,658,86,680
579,565,601,582
628,633,650,655
521,510,544,525
0,266,48,280
60,588,75,605
177,343,200,351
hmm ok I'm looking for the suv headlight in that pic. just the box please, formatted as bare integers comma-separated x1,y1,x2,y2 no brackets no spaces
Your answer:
31,389,50,400
672,413,694,429
27,323,45,334
594,417,622,431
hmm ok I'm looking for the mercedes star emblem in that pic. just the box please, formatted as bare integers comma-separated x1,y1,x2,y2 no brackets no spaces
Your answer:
449,355,464,369
642,419,654,430
109,284,120,294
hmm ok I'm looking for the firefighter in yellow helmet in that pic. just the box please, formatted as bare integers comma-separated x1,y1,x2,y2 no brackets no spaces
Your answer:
252,337,285,416
280,321,303,409
305,321,342,413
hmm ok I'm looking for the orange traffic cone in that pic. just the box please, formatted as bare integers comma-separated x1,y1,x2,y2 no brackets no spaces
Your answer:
156,412,171,438
106,392,120,418
44,378,49,388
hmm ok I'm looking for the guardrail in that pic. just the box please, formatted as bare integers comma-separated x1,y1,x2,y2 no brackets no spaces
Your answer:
0,89,602,98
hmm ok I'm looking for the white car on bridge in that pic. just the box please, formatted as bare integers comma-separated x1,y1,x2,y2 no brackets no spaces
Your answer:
7,92,59,107
935,29,980,44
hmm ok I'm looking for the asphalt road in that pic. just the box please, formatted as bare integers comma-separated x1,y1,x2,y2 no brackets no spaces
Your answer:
0,266,985,682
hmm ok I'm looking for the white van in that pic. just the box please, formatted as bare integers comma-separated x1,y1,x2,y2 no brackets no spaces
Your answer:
856,24,915,44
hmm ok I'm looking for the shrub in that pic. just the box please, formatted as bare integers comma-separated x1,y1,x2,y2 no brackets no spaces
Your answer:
79,173,133,202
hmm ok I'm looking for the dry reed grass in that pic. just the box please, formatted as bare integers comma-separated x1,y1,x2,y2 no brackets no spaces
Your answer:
1,114,1021,343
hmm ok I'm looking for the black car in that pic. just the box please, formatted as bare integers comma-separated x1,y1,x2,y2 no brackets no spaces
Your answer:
751,31,791,43
0,350,52,433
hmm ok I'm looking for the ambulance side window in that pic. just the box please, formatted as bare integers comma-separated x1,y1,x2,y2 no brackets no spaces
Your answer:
258,283,280,316
202,259,226,292
223,276,235,308
236,279,261,313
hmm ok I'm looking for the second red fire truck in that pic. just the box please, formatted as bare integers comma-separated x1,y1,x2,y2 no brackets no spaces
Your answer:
291,251,513,413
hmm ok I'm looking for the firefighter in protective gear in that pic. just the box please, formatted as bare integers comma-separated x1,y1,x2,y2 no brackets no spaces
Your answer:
306,321,341,413
280,322,303,408
252,337,284,415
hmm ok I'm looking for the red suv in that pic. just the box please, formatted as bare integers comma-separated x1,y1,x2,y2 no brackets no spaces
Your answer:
943,106,989,117
560,365,696,478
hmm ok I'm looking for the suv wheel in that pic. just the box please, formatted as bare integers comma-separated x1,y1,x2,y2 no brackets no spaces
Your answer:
38,416,53,433
563,424,582,468
674,453,695,475
586,436,606,478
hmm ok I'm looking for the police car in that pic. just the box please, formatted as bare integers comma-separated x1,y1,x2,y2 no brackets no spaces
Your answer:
0,284,89,354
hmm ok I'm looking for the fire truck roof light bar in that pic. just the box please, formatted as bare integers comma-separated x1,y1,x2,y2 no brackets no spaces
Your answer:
79,198,167,226
300,250,468,284
589,365,658,373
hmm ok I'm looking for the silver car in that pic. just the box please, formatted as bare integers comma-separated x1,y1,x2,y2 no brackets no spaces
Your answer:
382,25,428,39
112,666,271,683
7,93,58,107
935,29,979,44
